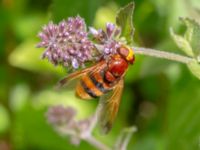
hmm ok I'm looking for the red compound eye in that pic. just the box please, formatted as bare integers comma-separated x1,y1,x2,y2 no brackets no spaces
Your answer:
117,46,129,58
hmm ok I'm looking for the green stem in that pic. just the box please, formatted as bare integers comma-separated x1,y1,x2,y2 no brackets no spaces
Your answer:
133,47,194,64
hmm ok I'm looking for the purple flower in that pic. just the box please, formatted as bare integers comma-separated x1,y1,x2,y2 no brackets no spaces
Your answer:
37,16,95,69
104,40,120,55
106,23,116,38
37,16,123,70
89,23,121,58
46,105,96,146
46,105,76,125
46,105,94,132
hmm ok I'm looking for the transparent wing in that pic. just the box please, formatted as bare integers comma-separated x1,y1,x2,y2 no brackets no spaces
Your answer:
97,79,124,134
56,60,106,89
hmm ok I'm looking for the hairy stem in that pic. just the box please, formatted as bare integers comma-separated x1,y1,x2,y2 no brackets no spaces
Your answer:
86,136,111,150
56,126,111,150
87,108,99,134
114,126,137,150
133,47,194,64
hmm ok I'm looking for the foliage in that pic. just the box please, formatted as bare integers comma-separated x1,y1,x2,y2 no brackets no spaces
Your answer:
1,0,200,150
170,17,200,79
116,2,135,45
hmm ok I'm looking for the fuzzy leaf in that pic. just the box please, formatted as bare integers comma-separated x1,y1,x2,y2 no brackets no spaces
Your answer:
170,27,193,57
170,17,200,62
116,2,135,45
187,60,200,80
181,18,200,62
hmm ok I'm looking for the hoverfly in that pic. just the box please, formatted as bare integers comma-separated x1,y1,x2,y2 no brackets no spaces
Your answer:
57,45,135,133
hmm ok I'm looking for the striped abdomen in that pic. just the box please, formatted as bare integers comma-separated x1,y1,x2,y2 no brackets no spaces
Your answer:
76,55,128,99
76,70,112,99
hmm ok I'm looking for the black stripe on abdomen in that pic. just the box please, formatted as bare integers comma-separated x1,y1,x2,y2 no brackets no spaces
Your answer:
89,74,110,93
80,80,98,98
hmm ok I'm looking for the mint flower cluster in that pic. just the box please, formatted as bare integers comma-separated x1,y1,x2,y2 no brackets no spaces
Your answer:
37,16,121,70
89,23,121,57
46,105,94,145
37,16,95,69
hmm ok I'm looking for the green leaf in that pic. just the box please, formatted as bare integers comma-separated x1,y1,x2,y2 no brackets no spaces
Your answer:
187,60,200,80
170,17,200,62
116,2,135,45
8,40,65,76
170,27,193,57
181,18,200,62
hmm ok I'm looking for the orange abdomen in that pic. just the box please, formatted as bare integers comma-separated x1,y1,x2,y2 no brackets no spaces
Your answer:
76,71,111,99
76,55,128,100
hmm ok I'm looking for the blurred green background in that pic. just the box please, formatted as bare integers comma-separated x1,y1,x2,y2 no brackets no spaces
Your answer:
1,0,200,150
